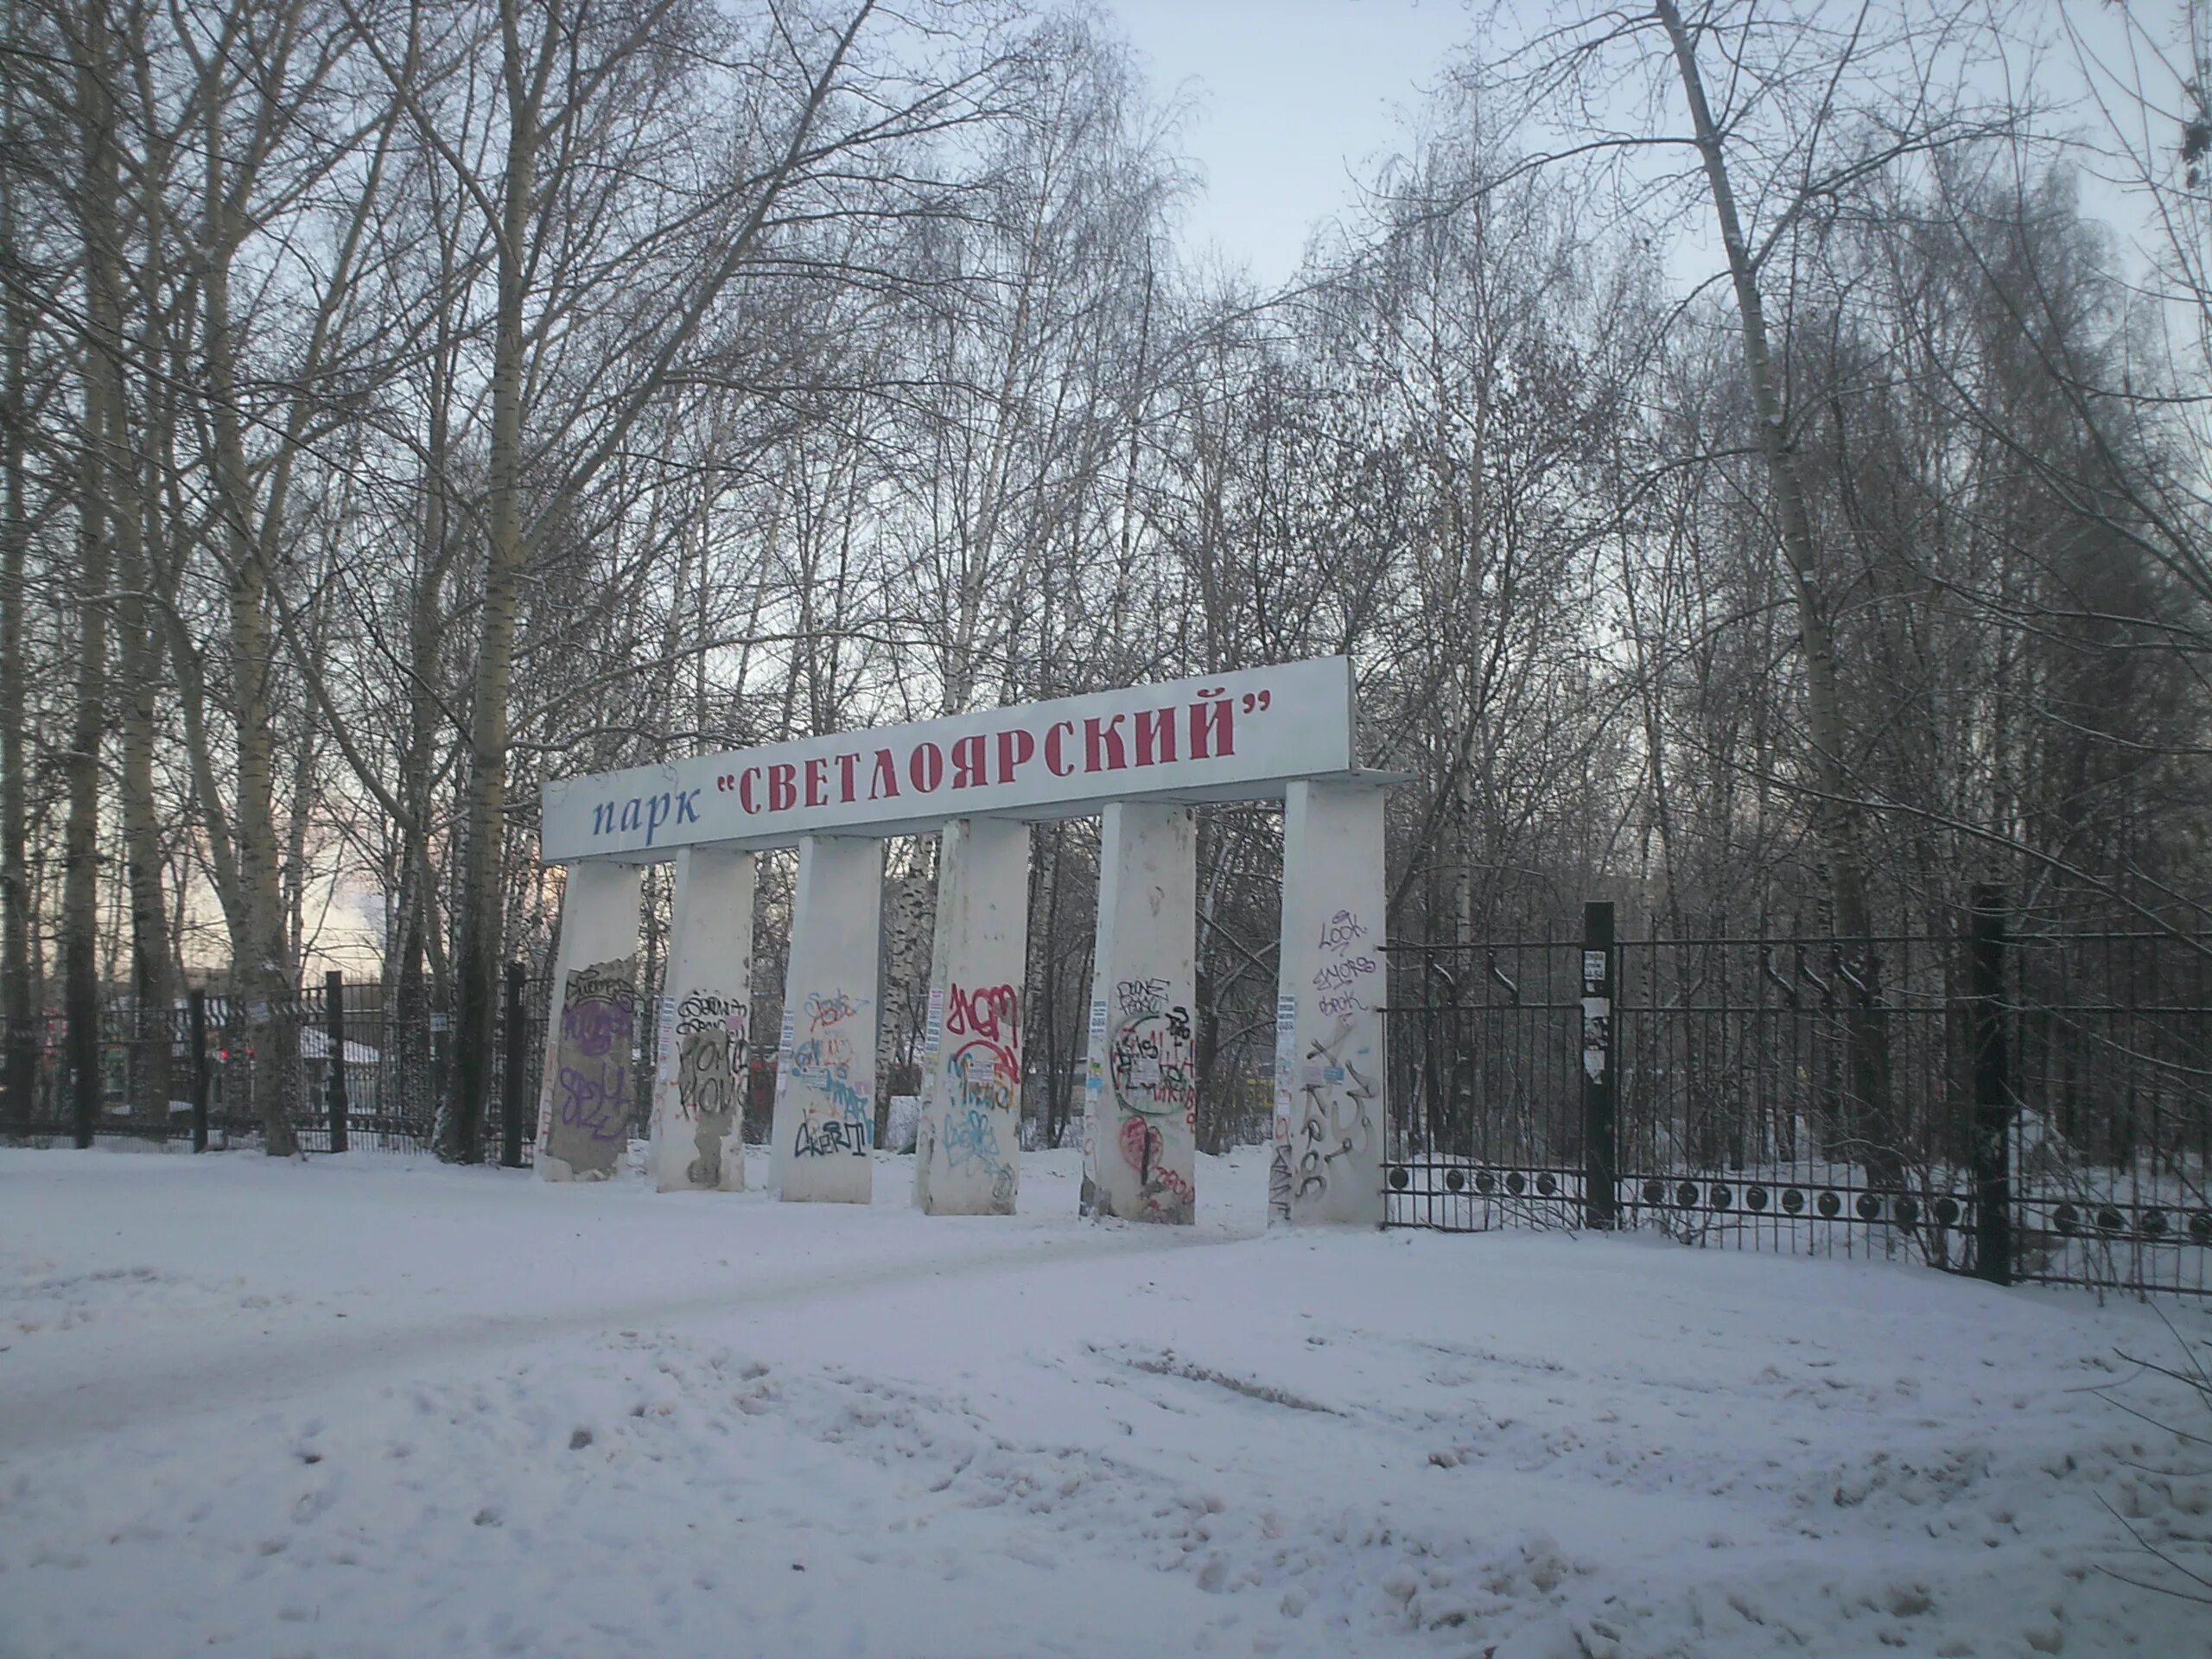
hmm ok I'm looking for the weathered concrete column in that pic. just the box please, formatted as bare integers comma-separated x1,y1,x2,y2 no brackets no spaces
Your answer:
537,860,645,1182
1080,803,1198,1224
915,817,1030,1216
648,847,756,1192
1273,779,1388,1224
771,835,882,1203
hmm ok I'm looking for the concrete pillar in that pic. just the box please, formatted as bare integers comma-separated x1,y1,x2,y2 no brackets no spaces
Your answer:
915,818,1030,1216
648,847,756,1192
770,835,882,1203
1273,779,1388,1225
537,860,645,1182
1080,803,1198,1224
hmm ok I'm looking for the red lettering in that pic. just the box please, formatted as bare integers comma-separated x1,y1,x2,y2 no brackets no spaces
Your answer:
836,752,861,804
1084,714,1128,772
1135,707,1178,766
949,734,986,789
804,755,829,807
870,749,900,800
946,983,1020,1043
909,741,945,792
1190,690,1234,759
767,763,798,812
1044,721,1076,777
738,767,763,814
995,728,1036,784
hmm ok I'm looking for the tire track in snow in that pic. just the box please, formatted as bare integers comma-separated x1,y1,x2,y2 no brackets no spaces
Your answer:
0,1221,1238,1452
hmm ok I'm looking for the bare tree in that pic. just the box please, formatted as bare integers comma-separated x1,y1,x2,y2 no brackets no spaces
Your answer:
421,0,1022,1160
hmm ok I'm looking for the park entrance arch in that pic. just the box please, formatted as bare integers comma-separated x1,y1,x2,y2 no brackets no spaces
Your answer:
534,657,1392,1225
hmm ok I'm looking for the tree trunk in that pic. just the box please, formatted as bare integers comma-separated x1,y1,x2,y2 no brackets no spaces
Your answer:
442,0,542,1163
116,418,171,1128
63,0,121,1148
1,3,35,1135
116,118,172,1129
201,70,298,1155
1656,0,1900,1181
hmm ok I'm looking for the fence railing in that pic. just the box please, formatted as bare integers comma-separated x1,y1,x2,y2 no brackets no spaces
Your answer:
1382,893,2212,1298
2,968,554,1163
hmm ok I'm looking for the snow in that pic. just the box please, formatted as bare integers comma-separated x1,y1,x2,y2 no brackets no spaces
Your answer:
3,1146,2208,1659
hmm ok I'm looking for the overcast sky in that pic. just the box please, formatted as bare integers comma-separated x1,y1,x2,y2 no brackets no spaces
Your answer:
1098,2,2175,297
1104,0,1468,288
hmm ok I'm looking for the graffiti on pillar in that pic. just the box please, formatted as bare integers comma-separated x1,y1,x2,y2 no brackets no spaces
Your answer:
1115,977,1170,1017
1102,981,1197,1223
943,1103,1003,1169
546,958,638,1177
1270,994,1298,1223
1312,909,1377,1019
1078,1000,1107,1215
789,988,873,1157
1107,995,1196,1128
1270,1113,1294,1222
934,982,1020,1212
1114,1110,1194,1223
674,991,747,1186
793,1110,868,1157
946,982,1019,1046
791,1032,855,1072
1289,914,1382,1205
1294,1016,1377,1203
804,988,857,1029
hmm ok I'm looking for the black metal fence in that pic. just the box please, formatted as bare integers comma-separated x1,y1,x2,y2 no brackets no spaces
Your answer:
1382,893,2212,1298
3,967,553,1164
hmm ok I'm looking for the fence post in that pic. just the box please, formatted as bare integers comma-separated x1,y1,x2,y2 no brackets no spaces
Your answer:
500,962,527,1168
1581,900,1618,1230
1970,885,2012,1286
189,990,210,1153
324,969,350,1154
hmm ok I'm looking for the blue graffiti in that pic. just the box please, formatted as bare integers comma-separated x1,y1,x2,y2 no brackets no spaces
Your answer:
942,1106,1001,1173
822,1071,871,1133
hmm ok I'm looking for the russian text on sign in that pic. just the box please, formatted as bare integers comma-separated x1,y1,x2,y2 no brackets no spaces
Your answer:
542,658,1356,862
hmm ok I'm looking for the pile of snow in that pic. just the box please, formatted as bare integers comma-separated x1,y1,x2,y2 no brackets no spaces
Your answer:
884,1093,922,1154
2,1144,2206,1658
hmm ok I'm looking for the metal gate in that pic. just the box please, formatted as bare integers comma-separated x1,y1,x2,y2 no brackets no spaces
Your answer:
1382,895,2212,1298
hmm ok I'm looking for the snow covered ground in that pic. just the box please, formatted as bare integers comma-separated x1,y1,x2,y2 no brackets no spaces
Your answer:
3,1145,2207,1659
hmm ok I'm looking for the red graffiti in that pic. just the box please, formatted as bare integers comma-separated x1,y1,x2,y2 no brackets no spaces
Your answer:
946,983,1020,1046
1119,1114,1163,1173
947,1038,1019,1112
804,989,857,1030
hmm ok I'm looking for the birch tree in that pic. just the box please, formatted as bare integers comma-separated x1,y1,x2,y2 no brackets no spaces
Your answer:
424,0,1022,1160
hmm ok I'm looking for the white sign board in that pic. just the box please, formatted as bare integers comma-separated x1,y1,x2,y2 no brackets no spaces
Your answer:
542,658,1357,863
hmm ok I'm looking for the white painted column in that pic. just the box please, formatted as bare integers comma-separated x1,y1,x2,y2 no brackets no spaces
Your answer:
537,860,645,1182
648,847,756,1192
770,835,882,1203
914,817,1030,1216
1080,803,1198,1224
1274,779,1388,1224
